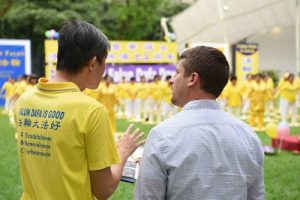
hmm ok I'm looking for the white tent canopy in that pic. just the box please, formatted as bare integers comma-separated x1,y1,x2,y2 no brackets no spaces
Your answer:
171,0,297,45
170,0,300,72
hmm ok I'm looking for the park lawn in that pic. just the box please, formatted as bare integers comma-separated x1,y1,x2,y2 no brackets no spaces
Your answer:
0,114,300,200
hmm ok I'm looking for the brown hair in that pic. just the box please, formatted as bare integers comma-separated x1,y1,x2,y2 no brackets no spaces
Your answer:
179,46,229,97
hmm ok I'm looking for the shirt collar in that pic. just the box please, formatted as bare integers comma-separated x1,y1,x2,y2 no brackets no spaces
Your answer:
37,78,80,93
182,99,220,111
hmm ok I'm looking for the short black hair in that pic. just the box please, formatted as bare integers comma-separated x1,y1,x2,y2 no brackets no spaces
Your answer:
179,46,229,97
57,20,110,74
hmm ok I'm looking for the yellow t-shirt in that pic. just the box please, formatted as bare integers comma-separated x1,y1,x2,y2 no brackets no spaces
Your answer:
277,78,286,90
248,81,266,111
226,83,242,107
98,83,118,113
83,87,101,100
150,81,164,100
126,83,137,100
218,82,229,100
266,78,274,90
116,82,128,99
10,81,20,97
136,82,149,99
240,80,253,100
2,81,14,98
160,82,172,103
16,80,28,95
264,79,274,101
279,81,297,103
14,78,120,200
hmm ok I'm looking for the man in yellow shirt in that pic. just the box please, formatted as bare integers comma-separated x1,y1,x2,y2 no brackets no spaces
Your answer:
9,76,26,103
217,81,228,111
263,73,275,122
14,20,143,200
248,74,267,131
226,76,243,117
144,79,155,123
277,73,298,125
161,75,177,120
124,77,137,119
98,75,118,133
15,75,29,96
84,75,118,133
9,75,28,125
135,75,149,122
115,76,127,117
1,77,14,114
150,75,164,123
241,73,253,120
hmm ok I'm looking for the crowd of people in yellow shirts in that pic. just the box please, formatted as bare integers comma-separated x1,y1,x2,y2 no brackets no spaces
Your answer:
219,72,300,131
2,72,300,133
83,74,178,133
1,74,177,132
1,74,37,124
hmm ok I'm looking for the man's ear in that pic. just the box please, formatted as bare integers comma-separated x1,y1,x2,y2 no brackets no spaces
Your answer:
187,72,199,87
88,56,98,72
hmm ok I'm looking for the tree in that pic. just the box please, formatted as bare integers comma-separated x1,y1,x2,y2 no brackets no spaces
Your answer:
0,0,188,76
0,0,108,76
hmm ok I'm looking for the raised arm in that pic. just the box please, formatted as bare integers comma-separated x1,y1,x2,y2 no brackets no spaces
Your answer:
90,124,144,200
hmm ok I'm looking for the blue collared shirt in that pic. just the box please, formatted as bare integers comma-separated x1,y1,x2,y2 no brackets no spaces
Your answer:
134,100,264,200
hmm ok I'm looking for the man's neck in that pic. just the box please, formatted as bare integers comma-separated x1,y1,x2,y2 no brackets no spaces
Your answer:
51,71,86,91
180,91,216,108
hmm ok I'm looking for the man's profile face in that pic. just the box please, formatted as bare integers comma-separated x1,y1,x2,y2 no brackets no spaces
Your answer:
96,60,106,85
170,59,188,108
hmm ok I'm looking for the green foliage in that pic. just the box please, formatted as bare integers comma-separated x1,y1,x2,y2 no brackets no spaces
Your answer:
0,0,189,40
0,112,22,199
0,0,14,17
99,0,189,40
0,0,104,40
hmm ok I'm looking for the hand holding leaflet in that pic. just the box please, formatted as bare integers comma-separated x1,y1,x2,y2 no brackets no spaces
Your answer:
116,124,145,183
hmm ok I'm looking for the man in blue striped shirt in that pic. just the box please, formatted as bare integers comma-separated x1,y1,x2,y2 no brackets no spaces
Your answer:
135,46,264,200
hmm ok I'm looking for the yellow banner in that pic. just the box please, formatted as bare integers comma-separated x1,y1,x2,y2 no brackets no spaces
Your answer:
235,43,259,81
107,41,178,63
45,65,56,79
44,40,177,64
45,40,58,65
44,40,178,78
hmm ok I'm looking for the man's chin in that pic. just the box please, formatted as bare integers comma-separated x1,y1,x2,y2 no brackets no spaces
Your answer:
171,98,178,107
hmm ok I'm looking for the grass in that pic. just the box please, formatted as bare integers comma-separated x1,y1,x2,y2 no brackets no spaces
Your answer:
0,112,300,200
0,112,22,200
